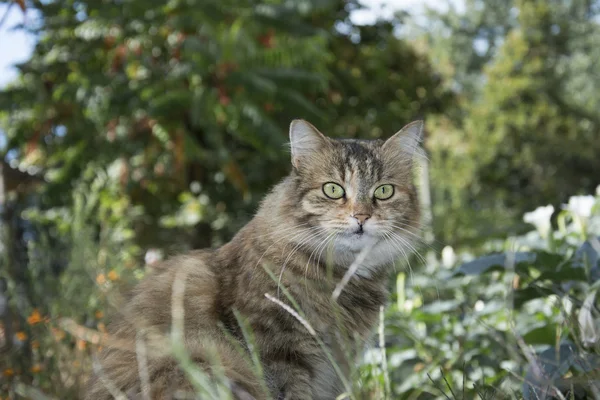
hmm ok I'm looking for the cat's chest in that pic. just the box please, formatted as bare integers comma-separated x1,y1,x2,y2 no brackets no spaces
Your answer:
292,279,383,338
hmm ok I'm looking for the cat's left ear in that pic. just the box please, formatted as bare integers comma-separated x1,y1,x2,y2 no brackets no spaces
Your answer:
382,120,424,160
289,119,329,169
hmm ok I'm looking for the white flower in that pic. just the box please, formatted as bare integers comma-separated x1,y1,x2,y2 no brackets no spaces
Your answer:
564,195,596,218
523,205,554,237
474,300,485,312
578,290,598,347
403,299,414,313
144,248,163,266
441,245,456,268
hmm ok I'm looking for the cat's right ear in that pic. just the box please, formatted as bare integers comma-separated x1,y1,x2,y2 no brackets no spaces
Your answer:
289,119,328,169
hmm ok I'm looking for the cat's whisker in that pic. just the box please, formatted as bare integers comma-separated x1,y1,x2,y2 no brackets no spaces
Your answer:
387,221,444,248
302,235,327,286
381,229,417,286
305,231,337,278
386,222,430,245
385,232,430,305
386,231,431,304
277,231,316,297
277,228,324,267
280,227,328,268
380,231,399,274
382,228,431,303
278,230,325,276
279,227,325,260
387,231,427,266
253,225,318,274
321,234,339,270
301,232,337,299
306,231,334,267
277,228,329,296
253,227,323,288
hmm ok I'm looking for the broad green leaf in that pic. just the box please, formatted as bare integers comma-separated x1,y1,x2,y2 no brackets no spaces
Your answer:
455,252,536,276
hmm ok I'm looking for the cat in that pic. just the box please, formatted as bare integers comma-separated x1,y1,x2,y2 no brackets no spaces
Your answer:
85,119,423,400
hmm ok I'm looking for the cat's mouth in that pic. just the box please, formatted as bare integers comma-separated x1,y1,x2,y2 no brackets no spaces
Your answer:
347,226,370,238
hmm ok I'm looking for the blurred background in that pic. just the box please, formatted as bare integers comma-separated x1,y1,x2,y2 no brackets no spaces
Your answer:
1,0,599,398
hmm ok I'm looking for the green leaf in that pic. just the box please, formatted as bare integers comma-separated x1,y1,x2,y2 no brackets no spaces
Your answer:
571,238,600,276
455,252,536,276
523,342,577,400
514,286,557,309
523,324,558,345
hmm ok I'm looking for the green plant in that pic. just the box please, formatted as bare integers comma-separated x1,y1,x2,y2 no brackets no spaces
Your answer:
374,189,600,399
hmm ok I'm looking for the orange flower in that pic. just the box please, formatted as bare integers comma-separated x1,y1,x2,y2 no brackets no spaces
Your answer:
15,331,27,341
97,322,107,333
31,340,40,349
30,364,42,373
96,274,106,284
95,310,104,319
107,270,119,281
27,309,42,325
3,368,14,377
76,339,86,351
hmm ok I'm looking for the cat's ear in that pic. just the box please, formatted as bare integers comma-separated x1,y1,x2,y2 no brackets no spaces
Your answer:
289,119,328,168
382,120,424,161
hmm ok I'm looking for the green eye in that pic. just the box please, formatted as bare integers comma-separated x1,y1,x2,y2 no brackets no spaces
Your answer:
374,184,394,200
322,182,345,199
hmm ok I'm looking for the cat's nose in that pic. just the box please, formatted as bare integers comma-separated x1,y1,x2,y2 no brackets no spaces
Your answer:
352,214,371,225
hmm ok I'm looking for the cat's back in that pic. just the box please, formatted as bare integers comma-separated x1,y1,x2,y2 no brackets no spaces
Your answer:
119,249,221,331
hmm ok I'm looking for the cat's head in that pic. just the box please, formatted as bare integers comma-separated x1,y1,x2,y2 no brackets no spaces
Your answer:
285,119,423,274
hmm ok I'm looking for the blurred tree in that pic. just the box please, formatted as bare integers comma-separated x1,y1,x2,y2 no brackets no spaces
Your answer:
0,0,450,251
308,1,451,140
420,0,518,99
0,0,336,252
469,0,600,225
416,0,600,246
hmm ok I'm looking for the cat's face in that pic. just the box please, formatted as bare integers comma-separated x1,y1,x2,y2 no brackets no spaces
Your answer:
287,120,422,274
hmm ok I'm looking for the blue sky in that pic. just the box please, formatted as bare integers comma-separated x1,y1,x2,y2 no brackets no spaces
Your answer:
0,3,36,87
0,0,463,89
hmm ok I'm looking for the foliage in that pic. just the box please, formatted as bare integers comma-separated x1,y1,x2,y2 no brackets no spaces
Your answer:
0,0,446,252
375,188,600,399
0,0,337,252
418,0,600,246
1,187,141,397
1,0,600,398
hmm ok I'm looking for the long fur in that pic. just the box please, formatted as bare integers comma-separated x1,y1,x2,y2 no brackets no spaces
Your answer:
85,120,422,400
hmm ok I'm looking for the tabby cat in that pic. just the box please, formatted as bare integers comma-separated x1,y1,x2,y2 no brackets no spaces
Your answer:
86,119,423,400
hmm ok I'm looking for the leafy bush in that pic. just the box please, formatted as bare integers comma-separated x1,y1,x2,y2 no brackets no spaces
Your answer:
2,176,599,400
376,188,600,399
